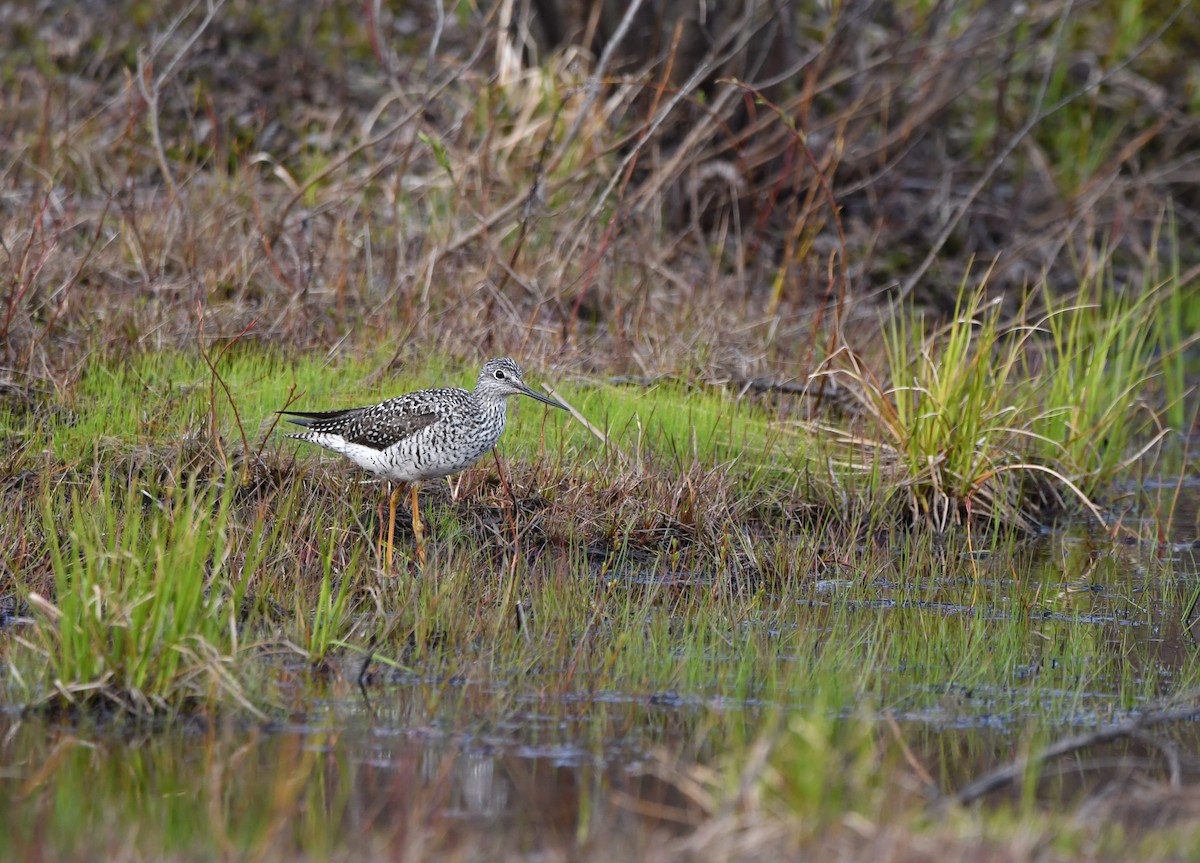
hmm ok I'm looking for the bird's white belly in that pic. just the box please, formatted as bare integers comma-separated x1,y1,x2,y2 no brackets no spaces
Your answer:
306,430,499,482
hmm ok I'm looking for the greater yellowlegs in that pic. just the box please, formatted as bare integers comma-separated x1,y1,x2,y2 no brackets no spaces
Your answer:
281,358,566,566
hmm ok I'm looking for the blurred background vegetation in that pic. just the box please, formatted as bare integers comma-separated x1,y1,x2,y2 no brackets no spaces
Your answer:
2,0,1196,382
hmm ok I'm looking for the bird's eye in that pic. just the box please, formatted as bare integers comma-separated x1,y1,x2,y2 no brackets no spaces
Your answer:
494,369,506,380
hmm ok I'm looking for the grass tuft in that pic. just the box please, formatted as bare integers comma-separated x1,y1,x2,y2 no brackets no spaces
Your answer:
818,255,1187,533
14,476,258,715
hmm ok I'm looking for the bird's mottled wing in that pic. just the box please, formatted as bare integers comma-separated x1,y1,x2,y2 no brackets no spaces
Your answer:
340,405,440,451
283,388,470,451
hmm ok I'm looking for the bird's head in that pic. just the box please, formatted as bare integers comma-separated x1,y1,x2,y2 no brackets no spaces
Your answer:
476,358,567,410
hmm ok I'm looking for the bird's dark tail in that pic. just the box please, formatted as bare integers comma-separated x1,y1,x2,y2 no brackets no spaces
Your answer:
278,408,359,428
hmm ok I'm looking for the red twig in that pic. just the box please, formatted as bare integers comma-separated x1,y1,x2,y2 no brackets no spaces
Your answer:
722,79,849,383
197,303,258,476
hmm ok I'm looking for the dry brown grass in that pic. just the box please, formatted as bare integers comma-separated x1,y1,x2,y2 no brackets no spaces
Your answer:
3,1,1193,395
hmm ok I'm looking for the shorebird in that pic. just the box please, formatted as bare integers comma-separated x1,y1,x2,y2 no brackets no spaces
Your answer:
282,358,567,566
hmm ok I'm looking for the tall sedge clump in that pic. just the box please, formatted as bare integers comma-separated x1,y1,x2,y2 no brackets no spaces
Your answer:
14,477,256,714
824,254,1182,534
1153,221,1198,435
882,288,1028,529
831,283,1032,531
1028,262,1172,495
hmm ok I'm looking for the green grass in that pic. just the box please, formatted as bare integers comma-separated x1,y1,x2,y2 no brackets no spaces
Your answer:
815,256,1191,533
1027,263,1170,489
14,477,256,713
4,330,1192,718
31,347,792,481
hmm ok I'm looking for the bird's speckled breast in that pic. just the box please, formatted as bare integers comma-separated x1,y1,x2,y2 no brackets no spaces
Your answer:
377,394,508,480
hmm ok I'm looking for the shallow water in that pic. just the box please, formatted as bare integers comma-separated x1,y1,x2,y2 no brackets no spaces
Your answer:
0,690,704,859
2,508,1199,858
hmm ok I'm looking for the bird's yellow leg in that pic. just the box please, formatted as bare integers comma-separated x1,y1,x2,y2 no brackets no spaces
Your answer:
386,483,404,570
411,482,425,567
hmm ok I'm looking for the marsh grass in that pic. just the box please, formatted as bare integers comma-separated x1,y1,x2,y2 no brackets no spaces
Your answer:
1028,266,1172,490
1,1,1198,858
816,257,1191,535
4,331,1191,719
3,436,1198,859
286,499,365,667
0,274,1191,813
14,477,256,714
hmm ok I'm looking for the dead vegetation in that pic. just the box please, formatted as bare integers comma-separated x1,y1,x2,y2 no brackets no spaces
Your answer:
2,1,1195,385
1,2,1198,858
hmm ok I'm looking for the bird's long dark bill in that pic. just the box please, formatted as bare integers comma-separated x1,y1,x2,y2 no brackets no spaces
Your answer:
519,385,568,410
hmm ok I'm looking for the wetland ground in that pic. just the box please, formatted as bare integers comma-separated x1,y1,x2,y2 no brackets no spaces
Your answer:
2,1,1200,860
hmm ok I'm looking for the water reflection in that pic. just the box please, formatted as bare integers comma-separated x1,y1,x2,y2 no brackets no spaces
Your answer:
0,698,701,860
3,510,1199,857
